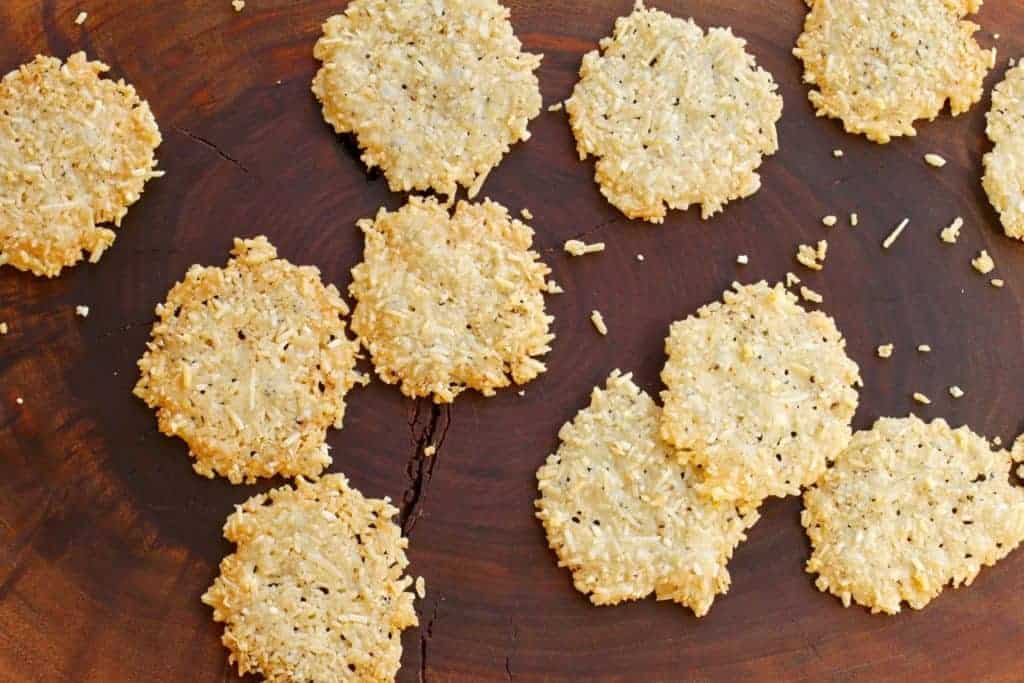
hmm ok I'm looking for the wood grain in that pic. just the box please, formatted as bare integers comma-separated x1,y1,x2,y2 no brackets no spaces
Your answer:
2,1,1023,681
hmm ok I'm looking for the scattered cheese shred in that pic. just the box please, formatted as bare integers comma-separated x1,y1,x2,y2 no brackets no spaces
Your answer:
822,215,838,227
590,310,608,336
940,217,963,243
833,149,844,158
232,0,245,11
736,254,749,265
877,344,894,359
74,11,88,25
991,278,1005,288
520,208,533,220
423,445,436,457
75,305,90,318
0,322,7,335
917,344,931,353
786,271,801,287
16,397,24,405
972,250,995,274
546,280,564,294
949,385,965,399
796,241,827,270
415,576,426,599
800,286,823,303
924,153,947,167
882,218,909,249
912,392,931,405
564,239,605,256
850,212,858,227
547,102,563,112
636,254,644,262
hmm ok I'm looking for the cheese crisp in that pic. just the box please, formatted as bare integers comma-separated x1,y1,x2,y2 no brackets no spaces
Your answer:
804,416,1024,614
134,237,365,484
660,281,861,505
794,0,994,143
0,52,162,276
203,475,419,682
983,64,1024,240
312,0,542,199
566,1,782,222
536,371,759,616
350,196,554,402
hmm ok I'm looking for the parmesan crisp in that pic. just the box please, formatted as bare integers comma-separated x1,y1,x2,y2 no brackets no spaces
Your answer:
804,416,1024,614
134,237,365,484
566,1,782,222
312,0,542,199
983,64,1024,240
535,371,759,616
660,281,861,505
203,475,419,682
350,196,554,403
0,52,162,276
794,0,994,143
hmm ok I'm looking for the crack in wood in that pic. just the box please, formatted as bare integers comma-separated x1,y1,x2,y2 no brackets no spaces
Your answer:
399,400,451,536
418,597,440,683
171,126,251,174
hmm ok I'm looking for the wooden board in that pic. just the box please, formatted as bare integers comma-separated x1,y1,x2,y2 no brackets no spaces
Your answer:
2,1,1023,680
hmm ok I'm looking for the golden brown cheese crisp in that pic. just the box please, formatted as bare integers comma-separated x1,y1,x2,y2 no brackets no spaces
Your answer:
804,416,1024,614
566,1,782,222
203,475,419,682
794,0,994,143
134,237,365,484
0,52,162,277
660,281,861,505
535,371,759,616
983,64,1024,240
350,196,554,403
312,0,542,199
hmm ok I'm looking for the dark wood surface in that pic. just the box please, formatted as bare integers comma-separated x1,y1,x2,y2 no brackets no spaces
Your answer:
2,1,1023,681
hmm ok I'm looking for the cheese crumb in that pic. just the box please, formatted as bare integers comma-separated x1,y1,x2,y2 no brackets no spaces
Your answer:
636,254,644,262
74,11,88,25
423,445,436,457
785,271,801,287
833,149,844,158
545,280,564,294
415,576,426,599
949,385,965,399
912,392,931,405
0,322,7,335
850,212,858,227
917,344,931,353
991,278,1005,288
517,390,525,397
924,153,947,168
736,254,749,265
800,286,823,303
796,241,827,270
16,397,24,405
822,215,838,227
882,218,909,249
520,208,533,220
75,305,90,318
877,344,894,359
939,217,963,244
590,310,608,336
232,0,245,11
971,250,995,274
547,102,563,112
564,239,605,256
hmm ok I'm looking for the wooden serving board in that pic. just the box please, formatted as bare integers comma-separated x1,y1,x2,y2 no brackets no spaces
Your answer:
2,1,1023,681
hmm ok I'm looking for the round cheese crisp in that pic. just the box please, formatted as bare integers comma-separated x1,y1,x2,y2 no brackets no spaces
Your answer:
794,0,994,143
804,416,1024,614
350,196,553,403
0,52,162,277
134,237,365,484
536,371,759,616
566,1,782,222
983,64,1024,240
660,281,861,505
312,0,542,199
203,474,419,682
